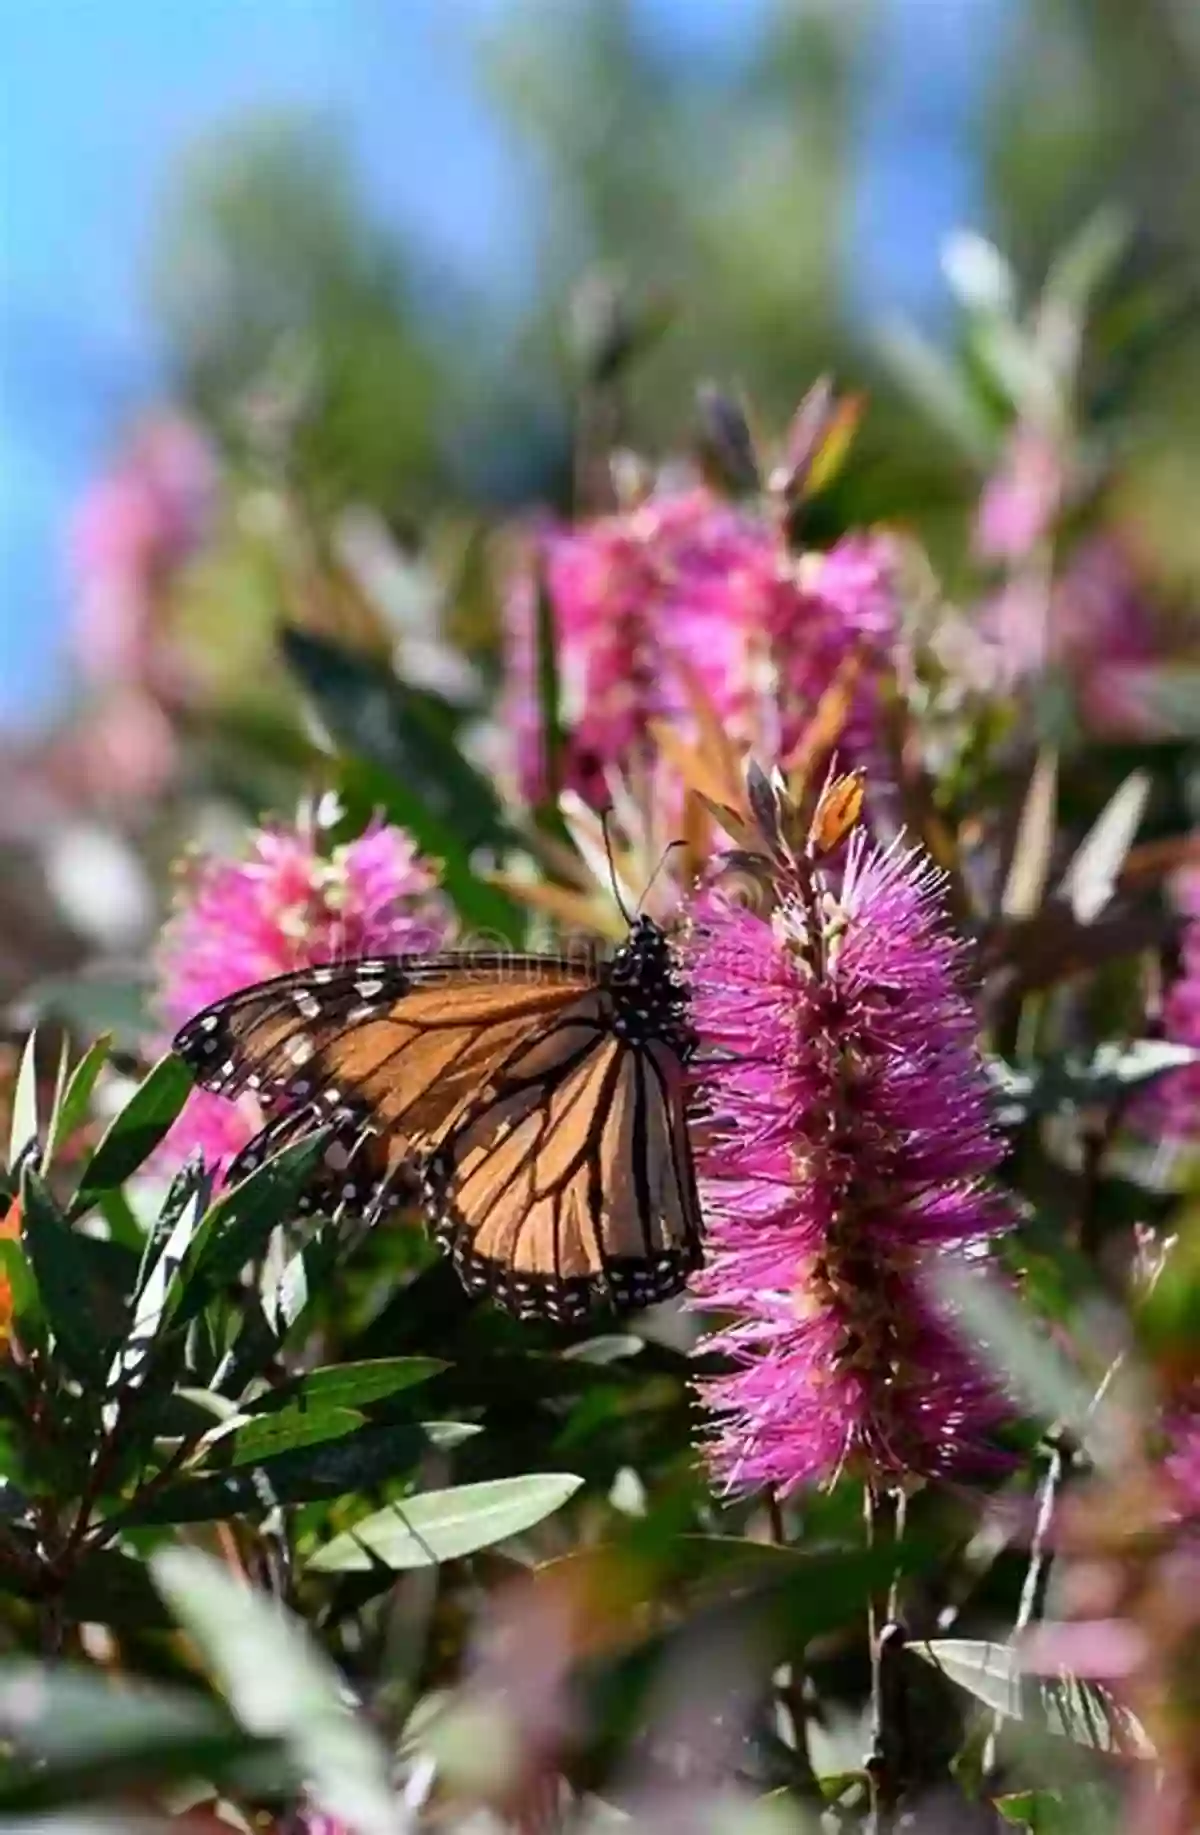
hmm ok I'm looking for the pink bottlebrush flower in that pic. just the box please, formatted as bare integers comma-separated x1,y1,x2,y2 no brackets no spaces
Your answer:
974,424,1063,563
502,489,896,809
684,829,1012,1494
972,535,1172,737
154,817,450,1179
519,487,760,807
1055,537,1163,737
768,532,896,763
1143,870,1200,1143
67,411,217,698
1164,1393,1200,1519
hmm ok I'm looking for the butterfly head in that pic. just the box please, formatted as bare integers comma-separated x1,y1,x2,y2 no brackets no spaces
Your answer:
607,915,694,1054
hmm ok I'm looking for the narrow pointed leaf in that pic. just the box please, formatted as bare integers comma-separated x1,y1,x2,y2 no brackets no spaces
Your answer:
46,1036,111,1164
20,1169,123,1383
165,1132,329,1335
1002,750,1057,921
1059,770,1149,924
307,1472,584,1572
126,1422,453,1524
7,1032,40,1172
0,1662,250,1808
152,1548,402,1835
914,1639,1152,1756
247,1356,446,1415
216,1405,364,1467
72,1054,193,1211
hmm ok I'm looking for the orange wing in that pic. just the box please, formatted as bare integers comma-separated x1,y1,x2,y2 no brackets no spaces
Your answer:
425,1029,703,1322
174,942,704,1320
174,953,602,1221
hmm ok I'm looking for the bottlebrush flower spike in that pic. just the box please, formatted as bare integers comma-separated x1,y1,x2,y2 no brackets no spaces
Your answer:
499,484,896,821
685,771,1013,1493
154,814,450,1179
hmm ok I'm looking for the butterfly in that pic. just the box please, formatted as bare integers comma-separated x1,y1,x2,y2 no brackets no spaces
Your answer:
172,914,704,1323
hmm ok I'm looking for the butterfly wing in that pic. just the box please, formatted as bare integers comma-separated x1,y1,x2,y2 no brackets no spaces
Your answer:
174,954,603,1219
174,941,704,1321
425,1024,704,1323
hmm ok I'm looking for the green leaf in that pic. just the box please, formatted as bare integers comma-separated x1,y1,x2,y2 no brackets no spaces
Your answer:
1001,749,1058,921
988,1039,1200,1126
1042,206,1130,317
0,1662,257,1811
152,1547,402,1834
247,1356,446,1414
336,754,524,940
996,1788,1120,1832
126,1421,451,1524
19,1169,122,1384
561,1335,644,1365
914,1640,1152,1758
930,1261,1114,1462
23,970,152,1054
209,1224,342,1401
7,1031,40,1172
1058,770,1150,924
46,1036,111,1166
307,1472,584,1572
282,626,512,850
165,1131,329,1335
878,319,996,465
215,1404,365,1467
71,1053,194,1212
0,1237,38,1330
573,1537,940,1784
117,1168,210,1388
97,1189,144,1254
533,560,565,814
57,1548,175,1631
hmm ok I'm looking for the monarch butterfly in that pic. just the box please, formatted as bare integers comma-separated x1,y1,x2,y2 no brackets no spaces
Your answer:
172,915,703,1322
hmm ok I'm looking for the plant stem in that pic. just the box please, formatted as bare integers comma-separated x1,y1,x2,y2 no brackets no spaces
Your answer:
765,1486,819,1795
865,1483,907,1835
982,1434,1067,1782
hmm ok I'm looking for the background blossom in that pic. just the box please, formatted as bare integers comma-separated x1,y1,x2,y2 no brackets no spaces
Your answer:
502,487,896,811
153,817,449,1178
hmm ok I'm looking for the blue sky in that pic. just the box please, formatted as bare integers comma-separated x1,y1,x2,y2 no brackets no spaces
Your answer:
0,0,1006,728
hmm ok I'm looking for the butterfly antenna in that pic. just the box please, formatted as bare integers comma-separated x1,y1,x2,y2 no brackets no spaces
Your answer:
636,838,687,915
599,806,635,925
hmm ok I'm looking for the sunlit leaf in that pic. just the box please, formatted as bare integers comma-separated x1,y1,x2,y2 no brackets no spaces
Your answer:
246,1356,446,1414
914,1640,1152,1757
127,1421,455,1524
20,1169,124,1384
988,1039,1200,1124
152,1548,402,1834
878,319,995,465
307,1472,584,1572
208,1404,365,1468
71,1054,194,1212
7,1032,40,1173
164,1131,329,1335
0,1662,256,1811
1059,770,1149,924
1002,750,1058,921
46,1036,111,1165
